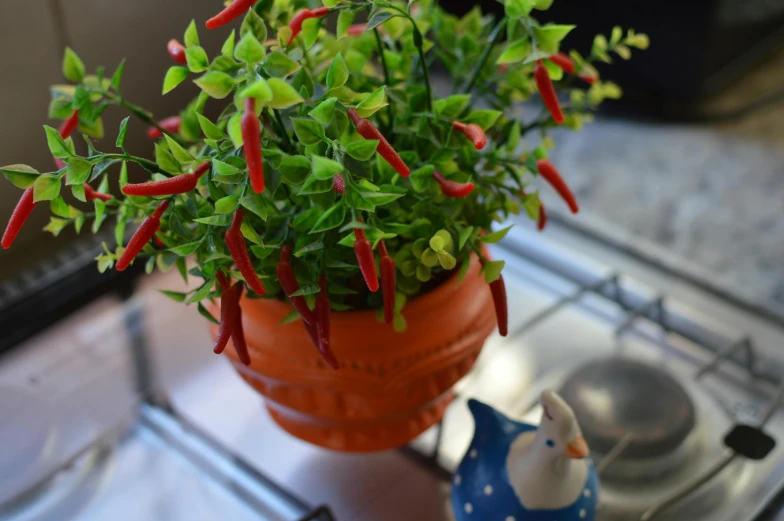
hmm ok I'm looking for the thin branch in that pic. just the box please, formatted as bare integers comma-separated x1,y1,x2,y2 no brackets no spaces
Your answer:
374,28,395,129
460,19,506,96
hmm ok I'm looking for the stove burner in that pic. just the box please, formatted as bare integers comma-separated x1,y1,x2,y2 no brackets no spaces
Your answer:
559,358,696,460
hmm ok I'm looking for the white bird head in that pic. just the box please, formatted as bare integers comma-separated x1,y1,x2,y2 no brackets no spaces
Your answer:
538,390,589,460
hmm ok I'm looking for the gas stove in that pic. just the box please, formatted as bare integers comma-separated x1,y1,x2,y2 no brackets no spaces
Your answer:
2,223,784,521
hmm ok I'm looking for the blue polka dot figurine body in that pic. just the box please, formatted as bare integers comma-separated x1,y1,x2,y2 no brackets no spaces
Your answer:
451,393,599,521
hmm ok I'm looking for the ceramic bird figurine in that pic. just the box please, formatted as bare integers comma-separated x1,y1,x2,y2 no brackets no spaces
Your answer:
451,390,599,521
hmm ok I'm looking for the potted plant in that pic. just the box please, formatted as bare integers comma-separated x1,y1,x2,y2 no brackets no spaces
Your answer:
0,0,646,452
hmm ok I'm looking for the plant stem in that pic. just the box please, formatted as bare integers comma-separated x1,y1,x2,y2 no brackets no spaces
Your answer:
101,153,160,173
270,109,294,152
414,29,433,112
374,28,395,129
105,92,188,147
460,19,506,95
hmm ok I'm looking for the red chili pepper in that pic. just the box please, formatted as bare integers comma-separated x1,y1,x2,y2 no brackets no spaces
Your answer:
116,200,169,271
276,246,316,324
276,246,320,349
287,7,330,46
242,97,264,194
147,116,182,140
225,209,266,296
579,74,597,85
214,273,242,356
167,39,187,65
316,276,339,369
83,183,112,202
122,161,211,197
152,235,166,249
549,52,575,74
347,108,410,178
490,275,508,337
333,174,345,195
231,305,251,366
347,24,366,36
205,0,256,30
1,188,37,249
353,227,379,292
58,110,80,139
498,63,509,74
520,189,547,231
534,60,564,125
535,159,579,214
378,241,396,325
54,158,66,170
433,171,474,198
452,121,487,150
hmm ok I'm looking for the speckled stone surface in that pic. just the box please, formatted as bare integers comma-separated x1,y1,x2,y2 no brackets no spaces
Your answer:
532,54,784,319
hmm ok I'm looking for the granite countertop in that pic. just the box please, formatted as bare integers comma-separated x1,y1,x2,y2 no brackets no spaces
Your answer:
534,50,784,320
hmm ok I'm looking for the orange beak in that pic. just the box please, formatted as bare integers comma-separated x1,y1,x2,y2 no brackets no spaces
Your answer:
565,436,589,459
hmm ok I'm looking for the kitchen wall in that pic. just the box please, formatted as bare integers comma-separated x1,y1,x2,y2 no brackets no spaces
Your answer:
0,0,220,277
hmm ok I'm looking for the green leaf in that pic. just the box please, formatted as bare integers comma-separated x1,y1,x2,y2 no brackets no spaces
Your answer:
291,117,326,145
221,30,236,57
302,18,321,49
533,0,554,9
198,302,220,325
72,183,86,202
464,110,502,130
458,226,474,250
185,46,210,72
294,239,324,257
187,281,214,304
44,217,69,237
345,140,379,161
267,78,304,109
164,134,194,163
505,0,534,18
309,97,337,125
279,309,301,325
49,196,70,218
111,59,125,90
169,240,202,256
155,143,181,174
194,214,232,226
278,155,311,185
496,38,531,64
62,47,85,82
543,59,563,80
311,155,343,180
482,225,513,244
298,174,333,195
227,113,243,148
196,113,228,140
326,53,349,90
310,203,346,233
194,71,235,99
163,66,189,94
409,165,435,192
66,157,92,185
1,164,40,189
49,98,73,119
337,10,356,39
214,193,240,214
355,86,387,118
289,284,320,297
184,20,200,47
44,125,71,159
234,33,266,64
506,121,521,155
160,290,187,302
115,116,130,149
240,78,273,102
483,260,505,283
92,200,106,233
33,174,61,202
263,51,300,78
534,24,575,54
366,11,395,31
241,221,264,245
434,95,471,118
241,9,268,42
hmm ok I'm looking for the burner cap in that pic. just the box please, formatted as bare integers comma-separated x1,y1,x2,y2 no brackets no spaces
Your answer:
559,358,696,459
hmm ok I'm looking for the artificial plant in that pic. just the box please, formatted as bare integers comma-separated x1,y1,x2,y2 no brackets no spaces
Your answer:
0,0,647,368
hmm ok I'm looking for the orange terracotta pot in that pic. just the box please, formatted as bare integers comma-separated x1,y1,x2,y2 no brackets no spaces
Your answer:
209,254,497,452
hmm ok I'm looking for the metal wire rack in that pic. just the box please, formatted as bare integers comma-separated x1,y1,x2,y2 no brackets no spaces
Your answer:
132,234,784,521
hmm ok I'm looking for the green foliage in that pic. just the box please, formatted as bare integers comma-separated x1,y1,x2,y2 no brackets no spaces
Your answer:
1,0,647,321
